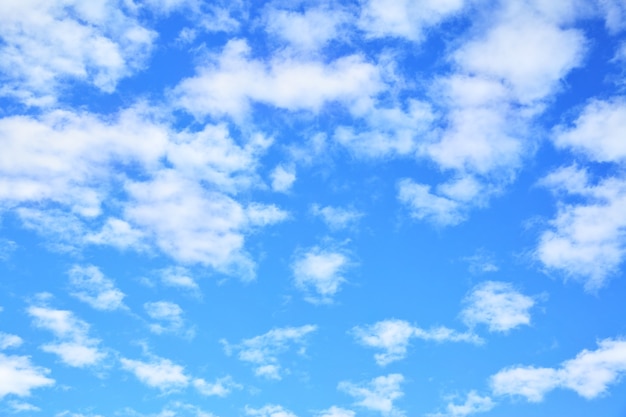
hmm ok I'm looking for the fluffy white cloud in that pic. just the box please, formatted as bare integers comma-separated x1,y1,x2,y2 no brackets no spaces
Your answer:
397,179,466,226
311,205,363,230
0,0,155,105
193,375,241,397
428,391,495,417
27,305,106,367
353,319,482,366
358,0,466,41
460,281,535,332
144,301,185,335
264,5,350,52
0,332,23,350
0,353,54,398
173,39,382,119
536,166,626,290
159,266,199,291
120,356,189,391
292,246,352,303
491,338,626,401
553,97,626,162
245,404,298,417
339,373,405,417
68,265,126,311
223,325,317,380
270,164,296,192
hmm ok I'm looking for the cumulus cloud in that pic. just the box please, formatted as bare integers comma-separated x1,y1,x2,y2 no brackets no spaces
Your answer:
159,266,199,291
0,0,155,105
120,355,189,391
339,373,405,417
553,97,626,163
428,391,495,417
353,319,482,366
0,332,23,350
0,353,54,398
491,338,626,401
270,164,296,192
397,179,466,226
173,39,382,119
292,246,352,303
27,305,106,367
311,205,363,230
460,282,535,332
245,404,298,417
222,325,317,380
144,301,187,335
68,265,126,311
193,375,241,397
536,166,626,290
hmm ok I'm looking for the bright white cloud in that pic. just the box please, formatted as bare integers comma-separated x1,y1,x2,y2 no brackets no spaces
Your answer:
358,0,466,41
27,305,106,368
428,391,495,417
193,375,241,397
311,205,363,230
245,404,298,417
339,373,405,417
174,39,382,119
0,0,155,105
536,166,626,290
0,332,23,350
159,266,199,291
0,353,54,398
460,281,535,332
491,338,626,401
120,356,189,391
353,319,482,366
270,164,296,192
553,97,626,162
223,325,317,380
144,301,185,335
68,265,126,311
397,179,465,226
292,246,352,303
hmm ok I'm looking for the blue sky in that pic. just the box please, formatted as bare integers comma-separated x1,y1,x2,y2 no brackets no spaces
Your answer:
1,0,626,416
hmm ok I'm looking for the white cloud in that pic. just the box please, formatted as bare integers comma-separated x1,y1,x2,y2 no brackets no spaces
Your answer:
264,5,350,52
339,373,405,417
193,375,241,397
0,353,54,398
358,0,466,42
27,305,106,367
315,406,355,417
8,400,41,413
245,404,298,417
120,356,189,391
397,179,466,226
553,97,626,162
491,338,626,401
0,332,23,350
428,391,495,417
68,265,126,311
144,301,185,335
599,0,626,33
270,164,296,193
292,246,352,303
173,39,382,119
160,266,199,291
353,319,482,366
223,325,317,380
460,281,535,332
536,166,626,290
0,0,155,105
311,205,363,230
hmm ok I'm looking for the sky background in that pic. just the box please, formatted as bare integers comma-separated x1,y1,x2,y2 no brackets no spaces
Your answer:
1,1,626,416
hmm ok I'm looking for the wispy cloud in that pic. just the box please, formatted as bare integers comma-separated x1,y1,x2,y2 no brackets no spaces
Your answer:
339,373,405,417
120,355,189,392
68,265,126,311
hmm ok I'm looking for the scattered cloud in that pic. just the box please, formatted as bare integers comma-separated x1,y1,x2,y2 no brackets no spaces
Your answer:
292,246,352,304
223,325,317,380
245,404,298,417
159,266,199,291
463,251,499,274
353,319,481,366
491,338,626,401
460,281,536,332
339,373,405,417
27,305,106,367
428,391,495,417
270,164,296,193
193,375,241,397
68,265,126,311
0,353,54,398
311,205,363,230
314,406,355,417
144,301,188,336
0,332,23,350
7,400,41,413
120,355,189,392
536,165,626,290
